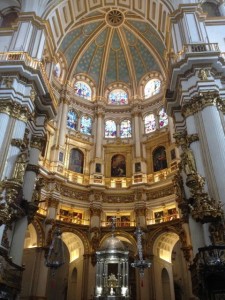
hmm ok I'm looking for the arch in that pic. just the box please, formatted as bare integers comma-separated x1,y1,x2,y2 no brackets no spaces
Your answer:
108,88,128,105
139,71,164,99
111,154,126,177
72,74,96,99
74,81,92,101
68,148,84,174
162,268,172,300
201,1,221,16
24,223,38,249
152,146,167,172
144,78,161,99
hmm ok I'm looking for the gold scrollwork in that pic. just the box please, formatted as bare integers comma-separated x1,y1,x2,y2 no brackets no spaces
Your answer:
182,91,224,117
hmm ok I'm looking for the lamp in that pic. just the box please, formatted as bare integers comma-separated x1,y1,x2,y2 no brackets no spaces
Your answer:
131,226,151,278
45,227,65,273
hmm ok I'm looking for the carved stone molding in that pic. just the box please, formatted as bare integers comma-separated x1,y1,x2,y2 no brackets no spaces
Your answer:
46,198,59,209
182,91,224,117
90,207,102,217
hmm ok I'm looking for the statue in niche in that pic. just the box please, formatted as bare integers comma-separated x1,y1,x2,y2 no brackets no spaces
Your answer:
12,151,28,183
180,145,197,175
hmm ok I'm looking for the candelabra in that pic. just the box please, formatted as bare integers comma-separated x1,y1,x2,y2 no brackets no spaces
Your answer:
45,227,65,273
131,226,151,277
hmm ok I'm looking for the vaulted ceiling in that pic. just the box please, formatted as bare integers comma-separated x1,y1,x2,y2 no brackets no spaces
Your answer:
58,8,166,94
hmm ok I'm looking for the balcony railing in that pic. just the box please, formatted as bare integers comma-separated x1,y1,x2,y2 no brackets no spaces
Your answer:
170,42,221,64
0,51,57,109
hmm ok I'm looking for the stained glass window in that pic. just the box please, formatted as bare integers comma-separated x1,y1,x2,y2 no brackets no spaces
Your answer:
80,115,92,135
159,108,168,128
144,114,156,133
120,119,132,138
74,81,91,100
105,120,117,138
68,149,84,173
67,109,78,130
144,79,161,99
108,89,128,105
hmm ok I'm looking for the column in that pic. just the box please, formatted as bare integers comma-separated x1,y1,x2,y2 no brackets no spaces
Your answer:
95,111,104,158
58,98,69,146
133,111,141,158
10,134,44,266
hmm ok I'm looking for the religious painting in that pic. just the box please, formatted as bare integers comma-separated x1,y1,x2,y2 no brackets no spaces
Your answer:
95,163,101,173
153,146,168,172
135,162,141,173
121,216,130,227
68,148,84,174
111,154,126,177
59,152,64,162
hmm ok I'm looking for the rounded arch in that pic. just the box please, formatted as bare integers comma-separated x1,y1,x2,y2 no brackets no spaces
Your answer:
56,226,91,255
139,71,165,99
72,73,96,100
105,82,130,104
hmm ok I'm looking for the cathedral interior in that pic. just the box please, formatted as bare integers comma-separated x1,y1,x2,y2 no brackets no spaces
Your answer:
1,0,225,299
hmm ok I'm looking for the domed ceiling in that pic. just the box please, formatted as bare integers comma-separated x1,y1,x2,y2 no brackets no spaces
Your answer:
58,8,166,95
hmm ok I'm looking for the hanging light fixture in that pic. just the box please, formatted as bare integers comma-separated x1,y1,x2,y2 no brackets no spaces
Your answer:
131,226,151,278
45,227,65,272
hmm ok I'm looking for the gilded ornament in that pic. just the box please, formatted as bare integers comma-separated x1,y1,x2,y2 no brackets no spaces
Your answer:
198,68,211,80
12,151,28,183
30,135,45,151
3,77,13,88
26,164,40,174
30,88,37,102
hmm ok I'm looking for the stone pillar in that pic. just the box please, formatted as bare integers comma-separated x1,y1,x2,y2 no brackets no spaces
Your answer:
10,134,44,266
132,111,141,158
95,111,104,158
58,99,69,147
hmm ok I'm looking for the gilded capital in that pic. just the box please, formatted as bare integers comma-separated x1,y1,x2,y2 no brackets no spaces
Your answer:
30,135,45,151
0,100,32,122
182,91,223,117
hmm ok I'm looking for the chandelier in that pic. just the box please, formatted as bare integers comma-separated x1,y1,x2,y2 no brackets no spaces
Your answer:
131,226,151,278
45,227,65,273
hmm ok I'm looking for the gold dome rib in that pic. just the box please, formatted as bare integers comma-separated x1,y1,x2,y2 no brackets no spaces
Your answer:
97,26,114,97
116,27,138,96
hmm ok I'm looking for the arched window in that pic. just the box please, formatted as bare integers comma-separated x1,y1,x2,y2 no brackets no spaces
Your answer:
80,115,92,135
144,114,156,133
111,154,126,177
67,109,78,130
74,81,91,100
108,89,128,105
120,120,131,138
68,149,84,174
153,146,167,172
144,79,161,99
105,120,117,138
159,108,168,128
202,2,220,17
